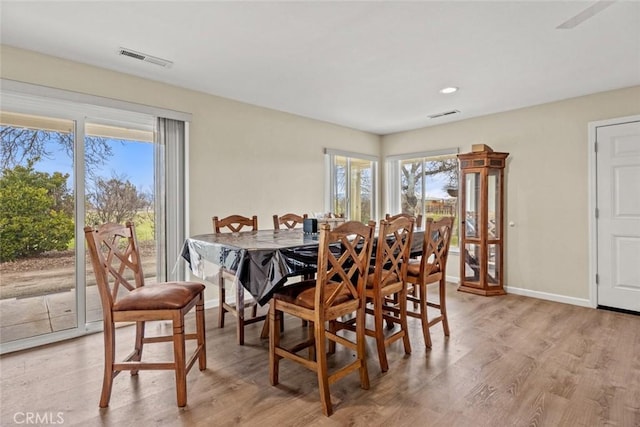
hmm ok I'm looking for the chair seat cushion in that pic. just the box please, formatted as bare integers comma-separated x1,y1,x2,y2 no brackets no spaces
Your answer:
406,259,438,278
366,269,400,288
273,279,352,309
272,279,315,303
113,282,205,311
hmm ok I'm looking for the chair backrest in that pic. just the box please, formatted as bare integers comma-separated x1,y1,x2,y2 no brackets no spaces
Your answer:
314,221,375,312
420,217,454,278
273,213,308,230
84,222,144,316
371,217,415,289
212,215,258,233
385,212,423,229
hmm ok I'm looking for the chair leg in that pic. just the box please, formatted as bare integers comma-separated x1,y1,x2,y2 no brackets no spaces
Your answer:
440,278,450,337
315,320,332,417
172,315,188,407
373,295,389,373
327,320,337,354
399,286,412,355
308,321,316,361
411,284,419,310
269,303,280,386
356,307,370,390
218,273,226,328
131,320,145,376
260,304,281,339
99,322,116,408
260,315,269,339
418,283,432,348
196,295,207,371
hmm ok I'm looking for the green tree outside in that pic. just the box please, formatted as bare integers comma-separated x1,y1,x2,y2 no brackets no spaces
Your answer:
0,163,74,261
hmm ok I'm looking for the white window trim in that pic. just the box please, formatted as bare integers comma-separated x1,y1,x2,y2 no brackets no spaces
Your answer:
1,78,191,122
385,148,458,162
324,148,378,221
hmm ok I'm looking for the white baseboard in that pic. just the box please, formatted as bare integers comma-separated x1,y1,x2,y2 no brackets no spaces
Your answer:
205,278,594,310
504,285,593,308
446,275,593,308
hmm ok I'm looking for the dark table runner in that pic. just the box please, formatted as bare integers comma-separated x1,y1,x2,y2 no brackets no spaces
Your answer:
182,228,424,306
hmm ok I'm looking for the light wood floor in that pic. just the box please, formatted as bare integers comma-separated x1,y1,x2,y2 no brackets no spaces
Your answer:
1,284,639,426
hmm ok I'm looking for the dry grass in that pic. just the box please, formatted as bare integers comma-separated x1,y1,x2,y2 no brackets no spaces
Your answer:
0,241,157,299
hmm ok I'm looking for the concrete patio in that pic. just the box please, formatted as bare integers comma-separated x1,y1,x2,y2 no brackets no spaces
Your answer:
0,286,103,343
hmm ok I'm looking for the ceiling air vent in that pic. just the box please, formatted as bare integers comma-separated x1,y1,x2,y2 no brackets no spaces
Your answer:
428,110,460,119
118,47,173,68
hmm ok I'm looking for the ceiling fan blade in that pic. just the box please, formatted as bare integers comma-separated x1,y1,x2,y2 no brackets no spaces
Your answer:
556,0,616,29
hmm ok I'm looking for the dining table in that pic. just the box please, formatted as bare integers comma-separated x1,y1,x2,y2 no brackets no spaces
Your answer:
181,226,425,307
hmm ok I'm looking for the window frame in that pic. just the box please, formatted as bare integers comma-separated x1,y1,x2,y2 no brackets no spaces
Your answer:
324,148,378,222
386,148,460,250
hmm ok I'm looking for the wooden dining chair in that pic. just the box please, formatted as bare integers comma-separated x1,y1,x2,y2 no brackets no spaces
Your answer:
273,213,308,229
274,212,313,281
273,212,314,323
385,212,422,259
268,221,375,416
84,222,206,408
212,214,264,345
385,212,423,229
405,216,454,348
332,216,414,372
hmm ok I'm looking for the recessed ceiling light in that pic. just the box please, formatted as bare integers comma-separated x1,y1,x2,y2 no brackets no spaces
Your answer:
439,87,459,94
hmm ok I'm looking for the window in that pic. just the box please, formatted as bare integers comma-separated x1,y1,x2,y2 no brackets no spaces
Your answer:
387,149,459,247
0,82,188,353
325,149,377,223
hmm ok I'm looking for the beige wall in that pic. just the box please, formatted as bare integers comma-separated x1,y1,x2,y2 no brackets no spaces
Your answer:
3,45,640,305
382,86,640,303
0,45,380,236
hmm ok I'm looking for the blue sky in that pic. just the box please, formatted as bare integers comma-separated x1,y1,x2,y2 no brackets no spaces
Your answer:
424,174,451,199
34,138,155,191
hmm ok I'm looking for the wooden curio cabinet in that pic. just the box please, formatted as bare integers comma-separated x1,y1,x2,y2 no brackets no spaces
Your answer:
457,145,509,296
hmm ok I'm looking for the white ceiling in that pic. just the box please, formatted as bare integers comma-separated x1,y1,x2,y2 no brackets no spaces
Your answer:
1,1,639,135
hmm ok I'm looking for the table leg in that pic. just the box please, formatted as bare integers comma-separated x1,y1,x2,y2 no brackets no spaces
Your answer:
236,278,245,345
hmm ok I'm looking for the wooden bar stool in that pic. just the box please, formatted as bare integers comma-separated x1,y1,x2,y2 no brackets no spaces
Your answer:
212,214,264,345
273,213,307,229
405,217,454,348
333,216,415,372
84,222,206,407
385,212,423,229
268,221,375,416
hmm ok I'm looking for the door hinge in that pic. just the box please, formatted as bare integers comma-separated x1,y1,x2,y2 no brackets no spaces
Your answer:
594,141,598,153
595,274,599,285
595,208,599,218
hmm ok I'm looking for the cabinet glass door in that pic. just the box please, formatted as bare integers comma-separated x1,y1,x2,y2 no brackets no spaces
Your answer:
487,169,501,239
487,243,500,286
464,171,481,238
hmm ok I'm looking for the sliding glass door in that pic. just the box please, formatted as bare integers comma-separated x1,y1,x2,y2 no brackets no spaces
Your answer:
83,120,158,323
0,93,183,353
0,112,78,340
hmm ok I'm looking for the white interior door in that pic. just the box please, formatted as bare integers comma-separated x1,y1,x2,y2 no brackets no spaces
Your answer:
596,119,640,312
